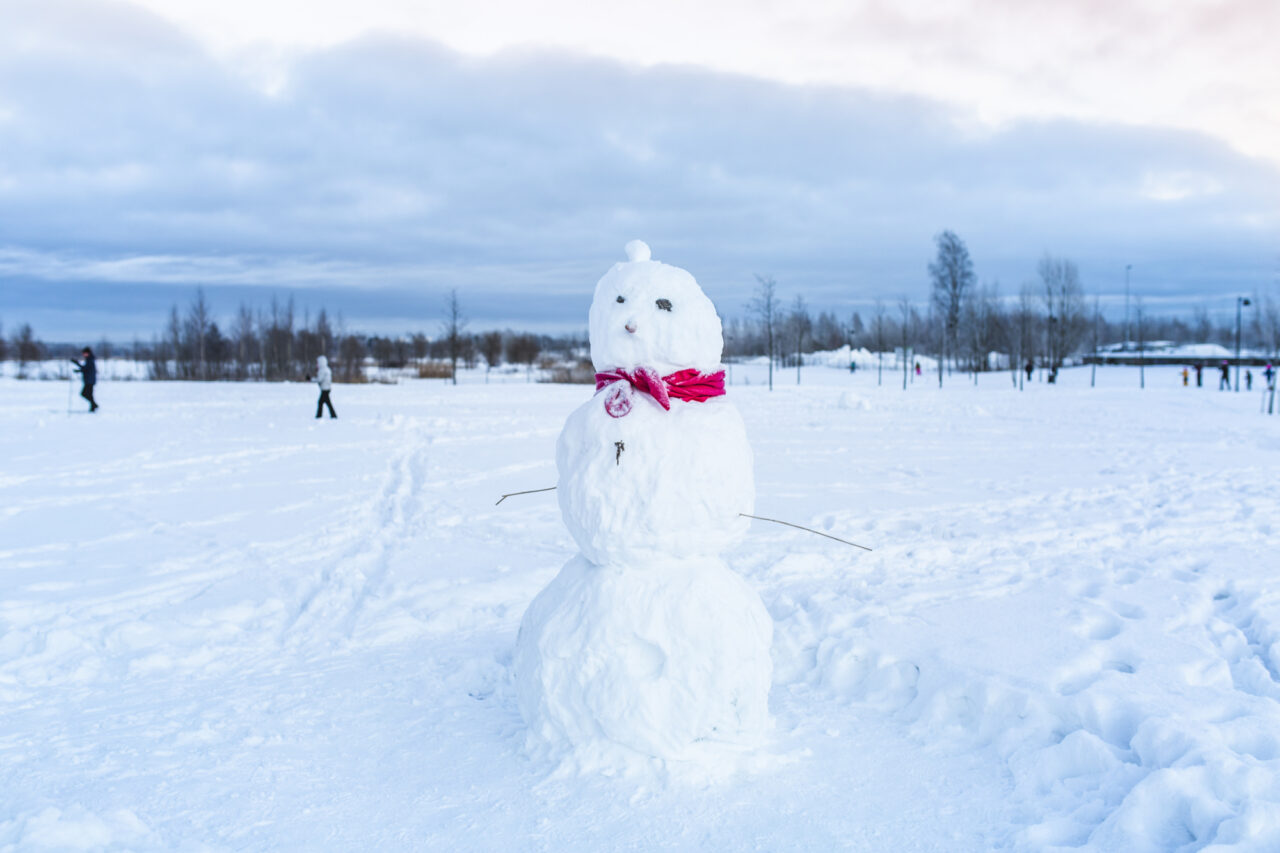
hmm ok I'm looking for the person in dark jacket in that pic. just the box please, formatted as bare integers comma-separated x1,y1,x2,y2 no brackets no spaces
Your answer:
1218,360,1230,390
70,347,98,412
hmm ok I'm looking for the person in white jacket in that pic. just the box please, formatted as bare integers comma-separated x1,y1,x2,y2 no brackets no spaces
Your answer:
313,355,337,419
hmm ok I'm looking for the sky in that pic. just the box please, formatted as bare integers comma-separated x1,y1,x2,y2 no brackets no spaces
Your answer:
1,0,1278,340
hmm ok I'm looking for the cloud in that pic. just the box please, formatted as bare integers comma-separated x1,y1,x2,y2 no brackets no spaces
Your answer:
1,0,1278,339
119,0,1280,166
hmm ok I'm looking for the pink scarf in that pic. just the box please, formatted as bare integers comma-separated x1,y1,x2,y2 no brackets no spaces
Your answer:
594,368,726,417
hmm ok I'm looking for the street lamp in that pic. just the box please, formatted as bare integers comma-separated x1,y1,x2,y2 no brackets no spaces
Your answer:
1235,296,1252,391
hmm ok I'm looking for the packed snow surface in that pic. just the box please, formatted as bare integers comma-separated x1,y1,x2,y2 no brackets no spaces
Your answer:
2,363,1279,850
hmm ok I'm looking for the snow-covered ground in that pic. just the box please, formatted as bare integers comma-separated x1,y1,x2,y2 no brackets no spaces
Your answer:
2,364,1277,851
1,358,150,382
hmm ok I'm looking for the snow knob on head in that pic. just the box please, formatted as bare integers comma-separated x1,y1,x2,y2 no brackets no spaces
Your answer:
589,241,724,376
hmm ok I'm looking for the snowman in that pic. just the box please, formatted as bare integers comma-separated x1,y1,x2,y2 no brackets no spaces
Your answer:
514,241,773,763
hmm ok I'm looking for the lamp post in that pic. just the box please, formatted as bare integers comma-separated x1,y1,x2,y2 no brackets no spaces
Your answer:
1124,264,1132,352
1235,296,1252,391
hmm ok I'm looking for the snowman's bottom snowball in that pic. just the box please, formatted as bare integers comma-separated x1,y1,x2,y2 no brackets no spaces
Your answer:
515,554,773,762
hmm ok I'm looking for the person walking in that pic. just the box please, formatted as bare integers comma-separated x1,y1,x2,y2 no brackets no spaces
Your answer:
1265,363,1276,389
70,347,98,412
1218,360,1231,390
1181,367,1189,387
1195,364,1203,387
1245,370,1253,391
1024,360,1034,381
313,355,337,419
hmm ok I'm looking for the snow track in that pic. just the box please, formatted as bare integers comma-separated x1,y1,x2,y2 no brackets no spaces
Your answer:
2,369,1278,850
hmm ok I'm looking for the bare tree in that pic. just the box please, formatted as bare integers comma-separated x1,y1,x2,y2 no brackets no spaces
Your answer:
847,312,865,350
232,304,256,380
898,297,913,390
166,305,184,378
873,300,887,386
751,275,779,391
506,334,541,382
812,311,843,350
1016,284,1037,390
1090,296,1102,388
338,334,365,381
442,289,467,386
479,331,504,382
1037,254,1087,371
410,332,429,362
929,230,975,378
961,283,1002,382
186,288,212,380
12,323,41,378
315,309,334,359
1252,287,1280,358
1192,304,1213,344
790,295,810,385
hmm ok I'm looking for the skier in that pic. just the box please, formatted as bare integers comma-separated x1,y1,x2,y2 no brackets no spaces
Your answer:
1181,367,1189,386
914,361,922,376
1024,360,1033,381
1265,363,1276,389
1195,364,1203,387
1218,360,1230,390
1245,370,1253,391
312,355,337,419
70,347,98,412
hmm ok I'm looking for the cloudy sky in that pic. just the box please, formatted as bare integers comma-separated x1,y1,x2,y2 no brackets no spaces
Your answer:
2,0,1278,339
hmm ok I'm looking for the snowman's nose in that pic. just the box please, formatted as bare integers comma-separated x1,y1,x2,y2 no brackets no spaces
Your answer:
625,320,637,334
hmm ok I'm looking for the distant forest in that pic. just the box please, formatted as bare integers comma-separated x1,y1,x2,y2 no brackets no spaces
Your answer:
4,233,1279,382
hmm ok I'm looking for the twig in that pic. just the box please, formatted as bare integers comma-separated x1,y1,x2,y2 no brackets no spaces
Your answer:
495,486,557,506
739,513,873,551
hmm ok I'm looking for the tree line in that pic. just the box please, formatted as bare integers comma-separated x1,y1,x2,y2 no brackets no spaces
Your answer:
739,231,1280,389
4,234,1279,383
0,289,579,382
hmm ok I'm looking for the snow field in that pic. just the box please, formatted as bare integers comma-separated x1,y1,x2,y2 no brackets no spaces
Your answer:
1,365,1278,850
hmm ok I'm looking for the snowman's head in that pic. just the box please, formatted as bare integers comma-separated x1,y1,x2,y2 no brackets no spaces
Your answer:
588,240,723,375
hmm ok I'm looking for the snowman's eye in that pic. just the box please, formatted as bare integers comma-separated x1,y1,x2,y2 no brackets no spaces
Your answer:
616,295,625,303
656,298,672,312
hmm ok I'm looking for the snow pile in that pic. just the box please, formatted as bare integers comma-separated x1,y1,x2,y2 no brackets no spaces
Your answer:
800,345,939,373
0,806,159,851
836,391,871,411
516,242,772,768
